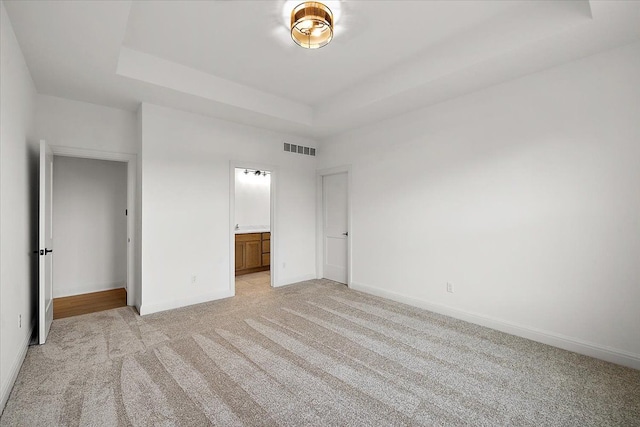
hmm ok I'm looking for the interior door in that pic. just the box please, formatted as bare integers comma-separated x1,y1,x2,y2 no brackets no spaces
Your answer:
323,172,348,284
39,140,54,344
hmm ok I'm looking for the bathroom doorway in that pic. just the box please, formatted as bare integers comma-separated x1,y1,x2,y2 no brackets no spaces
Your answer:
231,165,274,296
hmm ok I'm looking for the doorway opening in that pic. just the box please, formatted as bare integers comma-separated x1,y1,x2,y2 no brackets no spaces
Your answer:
317,166,351,286
51,156,128,319
38,142,137,343
231,165,274,296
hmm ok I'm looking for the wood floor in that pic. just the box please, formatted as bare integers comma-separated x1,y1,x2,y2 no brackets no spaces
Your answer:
53,288,127,320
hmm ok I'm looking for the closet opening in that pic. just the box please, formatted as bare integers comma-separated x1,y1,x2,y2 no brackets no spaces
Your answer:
51,156,128,319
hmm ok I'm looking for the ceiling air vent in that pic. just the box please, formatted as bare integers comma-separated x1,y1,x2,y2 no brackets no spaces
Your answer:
284,142,315,156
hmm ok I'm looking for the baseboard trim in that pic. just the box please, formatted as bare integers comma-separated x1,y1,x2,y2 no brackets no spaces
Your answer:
54,282,125,299
1,325,34,414
350,282,640,371
139,289,234,316
275,273,316,288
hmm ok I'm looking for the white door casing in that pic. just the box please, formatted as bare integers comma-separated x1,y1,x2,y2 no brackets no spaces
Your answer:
323,172,348,284
50,146,137,308
39,140,54,344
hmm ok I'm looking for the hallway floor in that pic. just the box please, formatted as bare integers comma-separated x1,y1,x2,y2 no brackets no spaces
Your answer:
53,288,127,319
235,270,271,296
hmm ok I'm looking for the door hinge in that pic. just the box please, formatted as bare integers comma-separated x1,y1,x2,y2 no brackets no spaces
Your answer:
125,209,128,216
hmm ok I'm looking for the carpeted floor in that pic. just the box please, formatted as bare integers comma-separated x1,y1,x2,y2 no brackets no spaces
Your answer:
1,278,639,426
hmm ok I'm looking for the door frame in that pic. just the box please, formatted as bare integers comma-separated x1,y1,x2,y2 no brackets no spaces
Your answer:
50,145,137,307
229,161,277,294
316,165,352,287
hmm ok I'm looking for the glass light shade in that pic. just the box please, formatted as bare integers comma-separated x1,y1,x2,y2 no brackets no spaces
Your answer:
291,2,333,49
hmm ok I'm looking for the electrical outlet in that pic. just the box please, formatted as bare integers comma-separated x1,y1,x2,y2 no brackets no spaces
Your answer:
446,282,454,293
191,275,197,284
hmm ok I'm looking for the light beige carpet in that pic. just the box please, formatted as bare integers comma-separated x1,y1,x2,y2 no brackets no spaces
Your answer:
1,278,639,426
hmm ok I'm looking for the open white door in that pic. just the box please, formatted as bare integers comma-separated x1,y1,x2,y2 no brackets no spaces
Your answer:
323,172,348,284
39,140,54,344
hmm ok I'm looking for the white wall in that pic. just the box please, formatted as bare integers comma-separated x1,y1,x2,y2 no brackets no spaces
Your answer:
52,156,127,297
234,168,270,228
36,94,137,154
140,103,316,314
0,1,37,411
318,42,640,369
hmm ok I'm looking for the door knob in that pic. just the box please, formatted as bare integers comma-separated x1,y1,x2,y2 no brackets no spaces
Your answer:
44,248,53,255
342,232,348,236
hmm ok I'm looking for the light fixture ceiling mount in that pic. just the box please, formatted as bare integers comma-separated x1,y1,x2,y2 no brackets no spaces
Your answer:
290,2,334,49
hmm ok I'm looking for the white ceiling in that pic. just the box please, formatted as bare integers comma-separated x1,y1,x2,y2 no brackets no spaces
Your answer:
4,0,640,139
122,1,517,105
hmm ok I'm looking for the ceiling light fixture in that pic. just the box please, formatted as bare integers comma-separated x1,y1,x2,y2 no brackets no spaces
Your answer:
291,2,333,49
